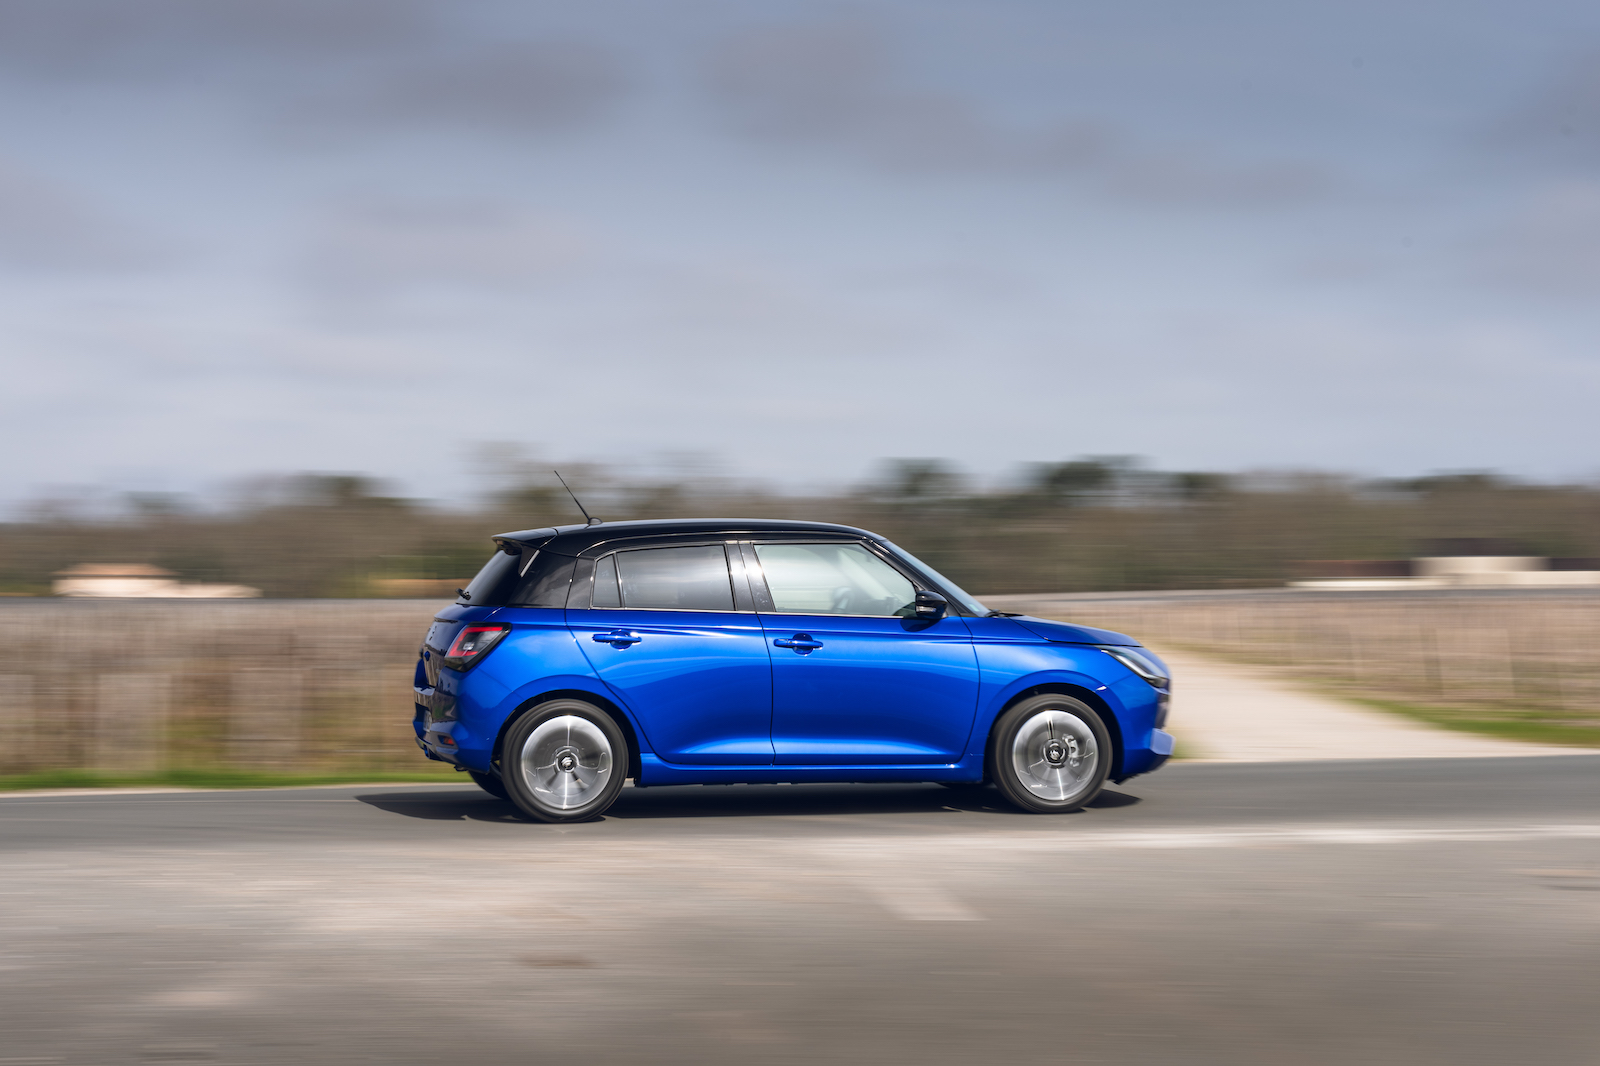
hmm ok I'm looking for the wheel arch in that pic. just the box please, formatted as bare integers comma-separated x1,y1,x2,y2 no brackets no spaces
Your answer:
492,689,643,780
985,683,1125,783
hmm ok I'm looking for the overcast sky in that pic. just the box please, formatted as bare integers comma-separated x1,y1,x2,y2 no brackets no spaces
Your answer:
3,0,1600,509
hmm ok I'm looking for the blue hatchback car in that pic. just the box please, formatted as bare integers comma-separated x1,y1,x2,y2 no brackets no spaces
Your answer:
414,519,1174,822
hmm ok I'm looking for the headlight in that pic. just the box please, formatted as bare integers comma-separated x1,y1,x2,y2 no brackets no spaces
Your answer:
1097,645,1169,689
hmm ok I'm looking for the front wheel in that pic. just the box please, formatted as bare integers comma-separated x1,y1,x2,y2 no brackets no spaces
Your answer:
502,699,628,823
991,695,1111,814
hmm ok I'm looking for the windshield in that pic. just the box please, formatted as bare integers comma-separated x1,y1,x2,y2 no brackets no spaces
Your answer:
878,540,990,617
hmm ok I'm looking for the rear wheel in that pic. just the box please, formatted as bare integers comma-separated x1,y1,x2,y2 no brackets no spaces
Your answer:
467,770,508,800
502,699,628,823
991,695,1110,813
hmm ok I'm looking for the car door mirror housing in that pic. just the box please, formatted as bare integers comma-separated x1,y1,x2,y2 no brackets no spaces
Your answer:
912,590,948,620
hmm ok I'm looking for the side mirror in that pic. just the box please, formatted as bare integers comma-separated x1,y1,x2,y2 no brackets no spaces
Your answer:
912,590,948,621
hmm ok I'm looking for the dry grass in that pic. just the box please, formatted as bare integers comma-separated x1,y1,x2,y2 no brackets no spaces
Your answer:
8,591,1599,784
0,599,446,777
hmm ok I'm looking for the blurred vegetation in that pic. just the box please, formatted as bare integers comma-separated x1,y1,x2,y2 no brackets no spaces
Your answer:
0,767,461,792
4,461,1600,597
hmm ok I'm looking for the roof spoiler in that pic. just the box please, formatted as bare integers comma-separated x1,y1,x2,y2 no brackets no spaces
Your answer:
493,528,557,555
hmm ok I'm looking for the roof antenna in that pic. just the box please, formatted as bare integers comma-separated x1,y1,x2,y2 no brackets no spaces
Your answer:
553,469,601,526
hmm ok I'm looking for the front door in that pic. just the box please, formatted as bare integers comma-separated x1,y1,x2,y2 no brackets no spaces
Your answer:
570,543,774,765
748,541,980,765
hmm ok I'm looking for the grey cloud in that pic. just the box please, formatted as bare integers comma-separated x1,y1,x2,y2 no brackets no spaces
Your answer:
703,23,1335,208
1098,152,1334,208
705,24,1108,169
0,0,430,79
0,1,631,141
1471,181,1600,297
1488,49,1600,170
299,200,593,300
0,162,165,271
290,42,630,137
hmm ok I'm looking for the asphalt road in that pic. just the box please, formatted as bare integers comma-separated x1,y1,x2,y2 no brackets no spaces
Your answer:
3,756,1599,1065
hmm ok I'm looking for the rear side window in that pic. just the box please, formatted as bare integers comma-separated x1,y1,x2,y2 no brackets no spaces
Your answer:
597,545,734,611
457,551,518,605
457,549,575,607
507,552,576,607
754,542,915,617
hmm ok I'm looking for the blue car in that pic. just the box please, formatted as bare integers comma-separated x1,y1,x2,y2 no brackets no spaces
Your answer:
413,519,1174,822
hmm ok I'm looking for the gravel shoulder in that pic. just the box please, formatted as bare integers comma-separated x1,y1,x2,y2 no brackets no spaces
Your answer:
1153,646,1579,762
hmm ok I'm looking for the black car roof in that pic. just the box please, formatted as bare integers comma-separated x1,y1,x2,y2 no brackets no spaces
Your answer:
492,518,880,556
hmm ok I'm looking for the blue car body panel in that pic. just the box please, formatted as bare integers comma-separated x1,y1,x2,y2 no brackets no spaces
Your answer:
1005,616,1139,646
763,611,980,765
412,519,1173,787
417,606,617,774
567,605,774,765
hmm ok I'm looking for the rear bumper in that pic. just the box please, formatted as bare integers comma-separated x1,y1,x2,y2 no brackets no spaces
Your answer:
414,682,495,769
413,684,459,764
415,731,467,764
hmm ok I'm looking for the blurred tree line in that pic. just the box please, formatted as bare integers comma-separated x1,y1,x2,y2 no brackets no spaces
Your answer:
3,460,1599,598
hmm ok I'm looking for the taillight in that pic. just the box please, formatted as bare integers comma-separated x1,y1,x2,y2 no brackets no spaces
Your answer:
443,624,511,670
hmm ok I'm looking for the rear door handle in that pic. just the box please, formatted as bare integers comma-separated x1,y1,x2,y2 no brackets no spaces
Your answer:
593,631,642,647
773,634,823,652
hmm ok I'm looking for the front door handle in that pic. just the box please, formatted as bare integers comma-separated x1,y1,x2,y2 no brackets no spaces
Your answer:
593,630,642,647
773,634,823,653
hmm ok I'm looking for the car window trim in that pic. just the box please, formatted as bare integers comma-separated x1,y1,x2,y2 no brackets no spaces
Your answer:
736,542,776,612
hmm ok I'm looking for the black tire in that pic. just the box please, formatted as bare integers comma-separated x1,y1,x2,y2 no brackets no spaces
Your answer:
501,699,629,823
990,694,1111,814
467,770,508,800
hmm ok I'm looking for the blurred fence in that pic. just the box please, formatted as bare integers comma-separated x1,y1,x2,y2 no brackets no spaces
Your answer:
994,591,1600,724
0,599,444,776
7,591,1600,777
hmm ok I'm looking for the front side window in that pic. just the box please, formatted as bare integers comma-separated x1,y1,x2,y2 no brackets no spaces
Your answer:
879,540,989,617
595,544,735,611
754,543,915,617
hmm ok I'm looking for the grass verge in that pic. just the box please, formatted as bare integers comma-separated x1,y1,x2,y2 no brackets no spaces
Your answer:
1340,697,1600,749
0,766,467,792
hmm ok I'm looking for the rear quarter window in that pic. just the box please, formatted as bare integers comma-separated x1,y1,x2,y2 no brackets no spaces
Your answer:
457,550,518,605
458,549,575,607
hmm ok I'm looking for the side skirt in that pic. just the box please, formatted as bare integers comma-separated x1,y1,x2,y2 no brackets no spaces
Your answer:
637,753,986,787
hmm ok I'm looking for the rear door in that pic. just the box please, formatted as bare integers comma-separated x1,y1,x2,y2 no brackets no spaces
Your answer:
568,541,775,766
746,540,980,765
